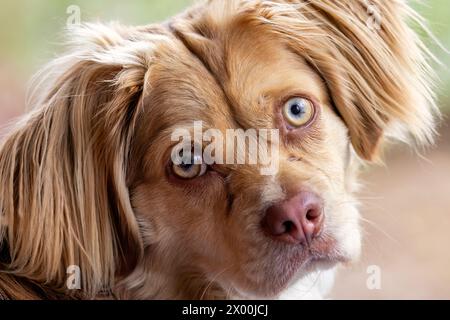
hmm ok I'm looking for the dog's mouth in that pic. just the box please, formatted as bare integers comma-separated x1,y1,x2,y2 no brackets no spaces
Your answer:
281,234,350,273
270,240,348,294
226,234,349,299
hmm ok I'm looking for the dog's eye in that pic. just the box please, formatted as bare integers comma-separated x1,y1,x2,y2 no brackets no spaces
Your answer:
282,97,315,128
172,152,207,179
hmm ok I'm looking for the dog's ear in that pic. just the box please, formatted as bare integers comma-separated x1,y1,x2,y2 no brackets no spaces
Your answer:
256,0,439,160
0,23,165,297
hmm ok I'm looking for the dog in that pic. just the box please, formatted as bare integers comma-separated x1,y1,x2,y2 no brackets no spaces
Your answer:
0,0,438,299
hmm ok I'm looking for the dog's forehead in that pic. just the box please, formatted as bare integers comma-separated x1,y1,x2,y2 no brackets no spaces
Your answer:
147,25,328,134
222,31,329,111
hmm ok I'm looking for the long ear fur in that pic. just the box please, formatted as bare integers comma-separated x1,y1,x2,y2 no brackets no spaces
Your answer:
263,0,440,160
0,23,164,298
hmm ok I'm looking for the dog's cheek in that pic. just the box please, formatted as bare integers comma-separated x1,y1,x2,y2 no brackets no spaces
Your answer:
139,176,238,267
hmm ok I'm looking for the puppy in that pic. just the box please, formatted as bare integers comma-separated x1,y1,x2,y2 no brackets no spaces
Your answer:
0,0,438,299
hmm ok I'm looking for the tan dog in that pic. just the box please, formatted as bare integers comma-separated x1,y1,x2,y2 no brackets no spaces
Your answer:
0,0,438,299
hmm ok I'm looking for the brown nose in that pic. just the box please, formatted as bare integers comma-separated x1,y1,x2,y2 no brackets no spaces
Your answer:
262,191,324,245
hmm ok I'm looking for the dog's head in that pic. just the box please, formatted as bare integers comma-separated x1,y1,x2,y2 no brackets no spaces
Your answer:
0,0,438,299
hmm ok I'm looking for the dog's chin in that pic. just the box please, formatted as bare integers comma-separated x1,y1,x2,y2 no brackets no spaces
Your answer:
227,234,356,299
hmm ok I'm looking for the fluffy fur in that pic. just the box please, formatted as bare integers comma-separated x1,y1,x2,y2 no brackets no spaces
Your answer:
0,0,438,299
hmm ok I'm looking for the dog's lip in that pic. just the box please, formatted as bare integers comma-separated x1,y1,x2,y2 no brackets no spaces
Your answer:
309,252,350,265
296,249,349,267
274,236,349,271
289,248,348,277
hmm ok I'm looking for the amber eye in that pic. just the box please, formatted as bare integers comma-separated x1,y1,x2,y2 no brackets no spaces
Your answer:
172,149,207,179
282,97,315,128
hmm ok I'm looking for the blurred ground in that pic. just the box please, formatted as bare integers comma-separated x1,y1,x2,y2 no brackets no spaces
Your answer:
332,123,450,299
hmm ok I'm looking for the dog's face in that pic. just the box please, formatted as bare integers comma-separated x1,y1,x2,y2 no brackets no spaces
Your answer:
129,24,361,298
0,0,438,300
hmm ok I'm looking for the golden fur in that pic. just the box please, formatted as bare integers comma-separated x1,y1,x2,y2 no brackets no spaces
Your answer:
0,0,438,299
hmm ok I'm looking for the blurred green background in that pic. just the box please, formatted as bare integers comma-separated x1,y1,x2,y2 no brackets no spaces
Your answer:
0,0,449,300
0,0,193,74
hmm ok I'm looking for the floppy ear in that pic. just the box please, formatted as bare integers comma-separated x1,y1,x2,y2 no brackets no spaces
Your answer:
257,0,439,160
0,23,164,297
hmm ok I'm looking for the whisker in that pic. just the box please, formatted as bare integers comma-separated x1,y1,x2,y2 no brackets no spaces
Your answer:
359,216,400,246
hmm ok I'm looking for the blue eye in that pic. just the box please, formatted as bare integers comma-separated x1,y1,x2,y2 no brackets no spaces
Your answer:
282,97,315,127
